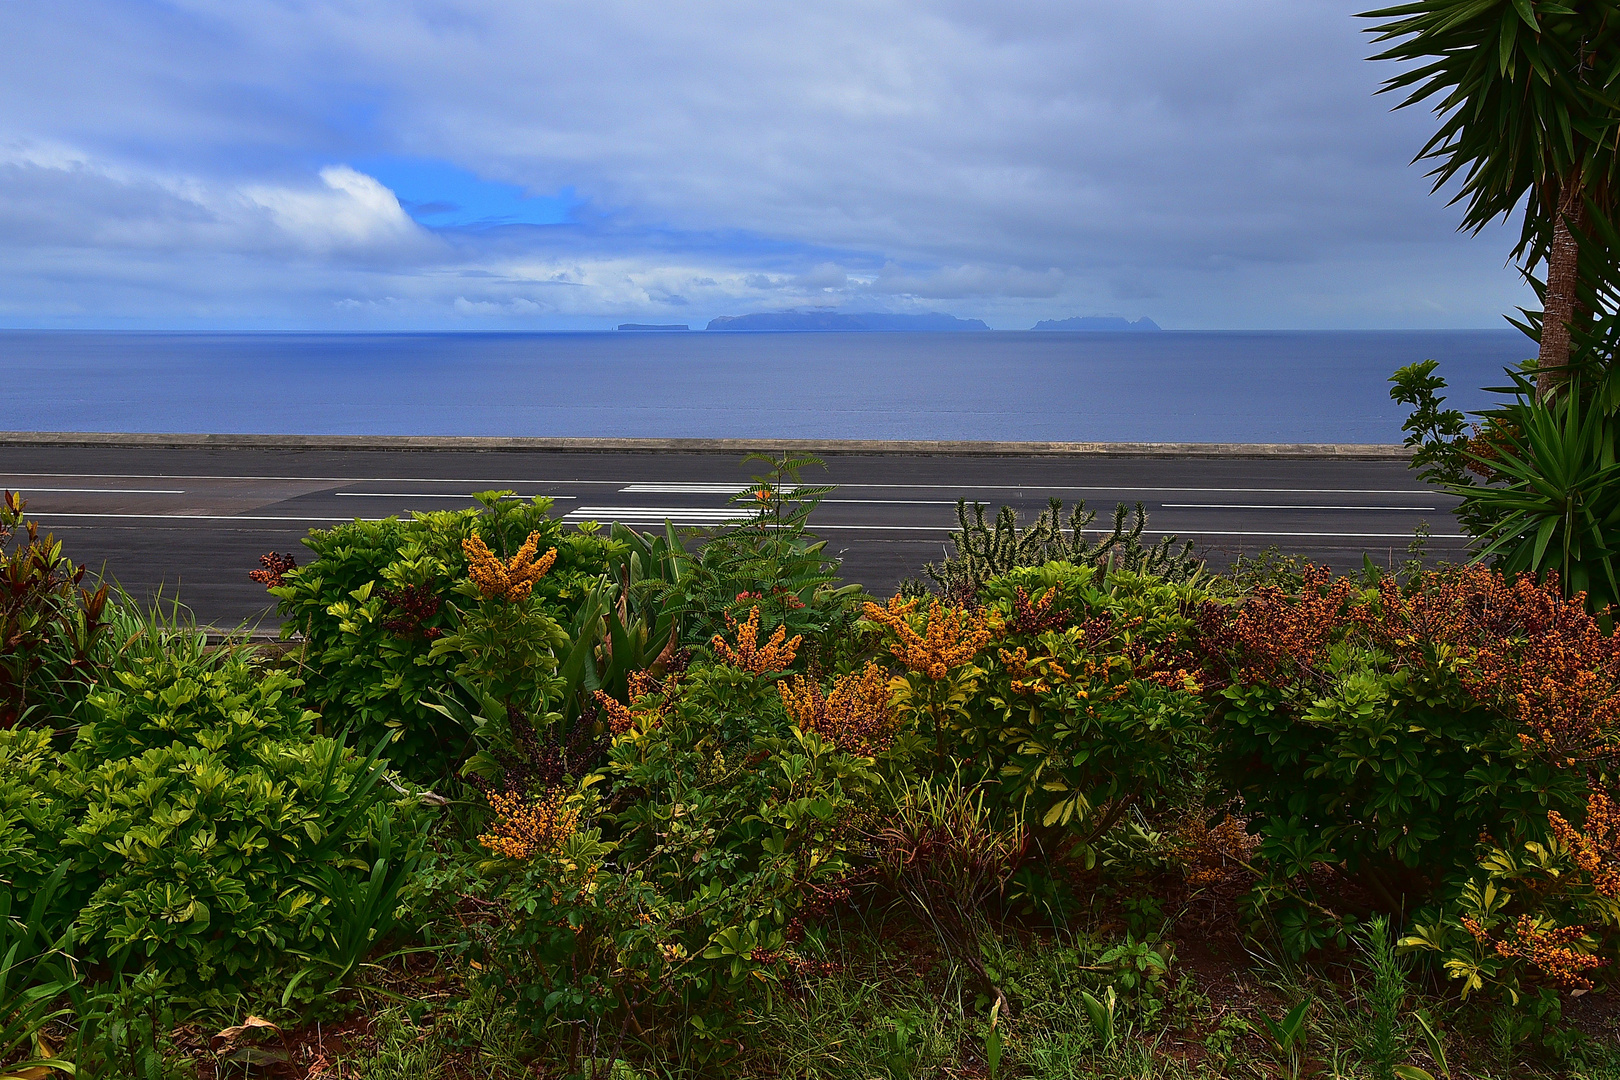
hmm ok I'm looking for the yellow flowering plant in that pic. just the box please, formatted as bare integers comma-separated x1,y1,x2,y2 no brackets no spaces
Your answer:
859,595,997,767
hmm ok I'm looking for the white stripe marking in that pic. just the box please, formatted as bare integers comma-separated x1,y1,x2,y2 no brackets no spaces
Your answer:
5,487,185,494
1161,504,1437,512
28,513,379,522
333,492,575,500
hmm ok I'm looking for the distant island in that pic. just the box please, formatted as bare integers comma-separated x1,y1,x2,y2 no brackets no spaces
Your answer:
706,311,990,331
1031,316,1161,331
618,323,690,331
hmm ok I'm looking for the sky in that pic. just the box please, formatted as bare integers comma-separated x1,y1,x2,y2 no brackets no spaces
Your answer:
0,1,1535,331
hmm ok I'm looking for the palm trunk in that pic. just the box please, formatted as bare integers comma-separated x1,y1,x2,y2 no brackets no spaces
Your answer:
1538,178,1588,398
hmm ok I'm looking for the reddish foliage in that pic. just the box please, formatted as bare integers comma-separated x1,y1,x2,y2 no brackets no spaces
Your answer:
379,582,443,639
249,551,297,589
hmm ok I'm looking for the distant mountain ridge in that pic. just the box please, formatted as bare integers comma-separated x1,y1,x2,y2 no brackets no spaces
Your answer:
706,311,990,331
1032,316,1161,331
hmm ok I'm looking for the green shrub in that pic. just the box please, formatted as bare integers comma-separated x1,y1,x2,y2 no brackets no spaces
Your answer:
0,645,423,1009
862,562,1210,864
467,655,876,1066
270,493,612,780
1202,563,1598,953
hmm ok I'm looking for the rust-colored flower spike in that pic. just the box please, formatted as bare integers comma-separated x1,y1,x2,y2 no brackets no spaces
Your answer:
780,661,897,756
712,605,801,674
1488,915,1607,991
462,530,558,601
478,787,580,860
1550,793,1620,899
863,595,994,679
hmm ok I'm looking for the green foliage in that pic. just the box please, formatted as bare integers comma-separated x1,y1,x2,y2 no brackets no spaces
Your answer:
923,498,1201,602
1362,0,1620,261
1389,360,1475,490
468,659,876,1066
1,645,423,1009
641,454,863,661
271,492,612,780
0,866,77,1079
1464,373,1620,610
1207,581,1589,953
967,565,1210,862
1257,999,1311,1080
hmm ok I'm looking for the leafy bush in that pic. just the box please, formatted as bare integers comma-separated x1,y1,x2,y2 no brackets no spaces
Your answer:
270,492,613,780
466,634,877,1067
1202,563,1601,952
639,455,865,666
862,562,1210,865
1,490,112,730
1,639,423,1009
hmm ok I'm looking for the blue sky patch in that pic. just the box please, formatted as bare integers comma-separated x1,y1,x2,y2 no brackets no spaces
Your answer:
355,158,577,228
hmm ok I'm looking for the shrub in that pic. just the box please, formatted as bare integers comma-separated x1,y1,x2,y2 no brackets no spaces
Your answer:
861,562,1211,865
466,647,877,1066
269,492,612,780
1,642,423,1009
921,498,1201,602
1,491,112,730
1202,563,1601,952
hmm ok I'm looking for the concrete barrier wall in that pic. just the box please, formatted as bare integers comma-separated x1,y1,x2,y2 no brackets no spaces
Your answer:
0,431,1413,460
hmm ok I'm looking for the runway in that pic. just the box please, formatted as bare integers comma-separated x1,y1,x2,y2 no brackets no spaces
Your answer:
0,443,1465,627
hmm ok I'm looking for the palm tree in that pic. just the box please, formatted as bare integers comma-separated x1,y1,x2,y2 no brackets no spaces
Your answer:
1362,1,1620,396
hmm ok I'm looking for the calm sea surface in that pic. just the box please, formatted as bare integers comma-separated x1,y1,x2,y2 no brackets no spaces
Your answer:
0,329,1531,443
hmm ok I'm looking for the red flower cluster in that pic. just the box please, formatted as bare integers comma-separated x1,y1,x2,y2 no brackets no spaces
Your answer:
248,552,297,589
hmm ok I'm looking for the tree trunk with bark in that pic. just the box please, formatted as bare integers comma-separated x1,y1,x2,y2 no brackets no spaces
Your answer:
1538,178,1589,399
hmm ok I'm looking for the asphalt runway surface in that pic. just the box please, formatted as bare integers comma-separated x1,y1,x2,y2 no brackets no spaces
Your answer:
0,445,1465,628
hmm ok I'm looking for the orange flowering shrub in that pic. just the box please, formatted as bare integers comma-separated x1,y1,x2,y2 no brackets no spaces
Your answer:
1199,563,1362,682
711,606,801,674
479,787,580,860
594,670,682,736
862,596,995,679
1550,793,1620,899
779,661,898,756
462,531,558,601
1479,917,1608,992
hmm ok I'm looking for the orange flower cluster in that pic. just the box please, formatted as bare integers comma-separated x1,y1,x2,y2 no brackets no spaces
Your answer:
478,787,580,860
997,645,1074,696
1370,565,1620,766
779,661,898,756
593,670,681,735
1550,793,1620,899
1465,914,1608,992
1201,564,1362,681
1174,813,1259,888
462,531,558,601
712,606,801,673
864,596,995,679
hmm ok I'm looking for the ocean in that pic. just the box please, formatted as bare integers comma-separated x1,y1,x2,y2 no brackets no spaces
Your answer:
0,328,1531,443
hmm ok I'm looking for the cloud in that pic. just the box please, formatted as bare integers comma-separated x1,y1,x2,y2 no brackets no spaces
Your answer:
0,1,1531,328
243,165,423,252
